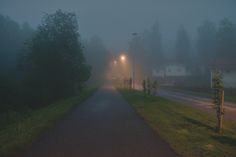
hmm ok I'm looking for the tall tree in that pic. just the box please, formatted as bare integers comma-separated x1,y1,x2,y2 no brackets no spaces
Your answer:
21,10,90,106
0,15,21,74
0,15,34,111
148,21,163,66
128,21,163,77
175,26,190,64
21,21,34,42
83,36,111,84
196,20,217,65
217,18,236,58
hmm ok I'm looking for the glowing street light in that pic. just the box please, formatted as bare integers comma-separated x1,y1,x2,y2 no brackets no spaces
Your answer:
120,55,126,62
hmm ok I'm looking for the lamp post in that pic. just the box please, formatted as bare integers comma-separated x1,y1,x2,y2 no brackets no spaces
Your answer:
131,33,138,89
113,53,133,89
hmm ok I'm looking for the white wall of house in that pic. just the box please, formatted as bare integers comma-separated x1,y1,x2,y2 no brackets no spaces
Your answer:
153,64,189,78
165,65,188,76
153,69,164,77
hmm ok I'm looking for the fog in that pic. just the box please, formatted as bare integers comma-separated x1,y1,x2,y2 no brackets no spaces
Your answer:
1,1,236,155
1,0,236,111
1,0,236,52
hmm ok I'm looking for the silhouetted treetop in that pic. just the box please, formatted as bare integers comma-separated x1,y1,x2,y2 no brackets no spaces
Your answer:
21,10,90,106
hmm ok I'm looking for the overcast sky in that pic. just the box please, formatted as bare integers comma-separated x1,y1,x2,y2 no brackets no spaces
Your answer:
1,0,236,52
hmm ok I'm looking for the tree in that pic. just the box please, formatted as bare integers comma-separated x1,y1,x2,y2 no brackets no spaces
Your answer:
148,21,163,66
147,78,151,95
212,70,224,133
83,36,111,84
142,79,146,93
0,15,21,74
128,21,163,78
21,22,34,42
196,21,217,65
0,15,34,111
21,10,90,106
175,26,190,64
152,80,158,95
217,18,236,58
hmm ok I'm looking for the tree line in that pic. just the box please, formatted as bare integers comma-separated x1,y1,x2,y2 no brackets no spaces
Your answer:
129,18,236,84
197,19,236,66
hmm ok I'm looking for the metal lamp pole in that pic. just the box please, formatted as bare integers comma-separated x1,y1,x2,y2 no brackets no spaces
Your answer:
132,51,135,89
131,32,138,89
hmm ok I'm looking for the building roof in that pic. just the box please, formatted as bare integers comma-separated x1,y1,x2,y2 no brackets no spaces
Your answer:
209,59,236,65
209,58,236,69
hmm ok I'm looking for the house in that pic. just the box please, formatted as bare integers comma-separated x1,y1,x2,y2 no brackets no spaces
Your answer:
152,62,190,85
209,59,236,88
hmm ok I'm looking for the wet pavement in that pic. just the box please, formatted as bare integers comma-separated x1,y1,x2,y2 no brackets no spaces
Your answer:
19,85,179,157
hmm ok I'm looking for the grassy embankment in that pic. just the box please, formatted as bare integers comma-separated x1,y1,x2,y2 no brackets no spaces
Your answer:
161,86,236,104
119,89,236,157
0,87,97,157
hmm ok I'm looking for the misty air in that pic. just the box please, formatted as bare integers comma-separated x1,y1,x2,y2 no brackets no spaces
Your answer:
0,0,236,157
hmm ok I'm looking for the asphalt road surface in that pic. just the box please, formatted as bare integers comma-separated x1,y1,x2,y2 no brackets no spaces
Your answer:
157,89,236,121
19,85,179,157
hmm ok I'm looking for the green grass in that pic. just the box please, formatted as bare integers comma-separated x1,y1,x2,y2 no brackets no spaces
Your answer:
119,89,236,157
0,88,97,157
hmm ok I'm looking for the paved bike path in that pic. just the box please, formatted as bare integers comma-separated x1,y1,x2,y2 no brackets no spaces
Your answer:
20,86,179,157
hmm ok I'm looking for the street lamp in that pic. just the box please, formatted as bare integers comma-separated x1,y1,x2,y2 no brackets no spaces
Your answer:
131,32,138,89
120,54,126,62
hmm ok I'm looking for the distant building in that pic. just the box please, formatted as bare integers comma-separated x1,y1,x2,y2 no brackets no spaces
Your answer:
209,59,236,88
152,62,191,85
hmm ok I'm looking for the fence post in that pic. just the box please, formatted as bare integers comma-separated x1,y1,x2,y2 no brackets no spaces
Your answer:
219,89,224,133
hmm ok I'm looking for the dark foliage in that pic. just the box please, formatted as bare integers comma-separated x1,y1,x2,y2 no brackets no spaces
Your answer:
0,15,34,112
20,10,91,106
196,19,236,65
175,26,190,64
129,21,163,77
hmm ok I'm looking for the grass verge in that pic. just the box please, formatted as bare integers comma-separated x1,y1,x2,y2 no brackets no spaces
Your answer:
119,89,236,157
0,87,97,157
